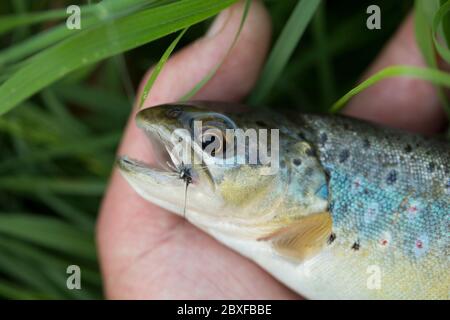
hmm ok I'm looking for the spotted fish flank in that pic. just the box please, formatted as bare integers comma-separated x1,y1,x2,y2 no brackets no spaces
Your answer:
119,102,450,300
298,114,449,298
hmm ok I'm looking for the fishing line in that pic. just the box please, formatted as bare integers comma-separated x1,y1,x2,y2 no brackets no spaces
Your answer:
178,163,192,220
183,179,189,219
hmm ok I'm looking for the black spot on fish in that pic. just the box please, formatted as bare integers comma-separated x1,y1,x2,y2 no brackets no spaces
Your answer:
329,200,335,212
306,148,315,157
327,233,336,245
293,158,302,166
363,138,371,148
351,240,360,251
404,144,413,153
343,123,351,130
428,162,436,173
386,170,397,185
297,132,306,140
319,133,328,144
339,149,350,163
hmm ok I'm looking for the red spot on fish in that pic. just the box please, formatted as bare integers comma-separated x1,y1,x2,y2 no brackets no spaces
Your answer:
380,239,388,246
408,206,418,213
416,240,423,249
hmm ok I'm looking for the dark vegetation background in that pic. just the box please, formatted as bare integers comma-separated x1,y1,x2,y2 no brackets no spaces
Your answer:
0,0,412,299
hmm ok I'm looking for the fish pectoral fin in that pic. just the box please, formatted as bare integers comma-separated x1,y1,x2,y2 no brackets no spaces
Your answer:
259,211,332,261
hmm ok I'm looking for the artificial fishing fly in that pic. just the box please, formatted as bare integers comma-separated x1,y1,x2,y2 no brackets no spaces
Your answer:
168,162,192,219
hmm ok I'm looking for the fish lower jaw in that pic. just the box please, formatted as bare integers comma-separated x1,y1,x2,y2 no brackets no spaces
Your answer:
128,180,273,240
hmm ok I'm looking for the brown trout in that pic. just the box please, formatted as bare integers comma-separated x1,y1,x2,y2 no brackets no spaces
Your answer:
118,101,449,300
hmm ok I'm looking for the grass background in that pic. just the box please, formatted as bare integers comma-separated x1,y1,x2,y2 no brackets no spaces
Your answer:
0,0,446,299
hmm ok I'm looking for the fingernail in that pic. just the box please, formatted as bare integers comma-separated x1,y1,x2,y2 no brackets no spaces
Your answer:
206,7,232,37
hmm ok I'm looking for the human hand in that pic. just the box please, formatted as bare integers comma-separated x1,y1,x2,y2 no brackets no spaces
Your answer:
97,1,446,299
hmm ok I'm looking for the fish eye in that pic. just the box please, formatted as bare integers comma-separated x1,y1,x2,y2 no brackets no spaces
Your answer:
166,107,183,118
188,113,236,131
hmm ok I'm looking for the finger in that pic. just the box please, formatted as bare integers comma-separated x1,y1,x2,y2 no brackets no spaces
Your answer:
98,0,297,299
343,14,447,134
142,1,271,106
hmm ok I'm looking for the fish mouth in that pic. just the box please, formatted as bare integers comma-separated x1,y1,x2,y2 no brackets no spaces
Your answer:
118,121,177,174
118,120,176,174
116,117,217,219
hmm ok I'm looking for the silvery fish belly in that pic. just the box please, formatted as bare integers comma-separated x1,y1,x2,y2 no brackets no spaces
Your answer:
118,101,450,300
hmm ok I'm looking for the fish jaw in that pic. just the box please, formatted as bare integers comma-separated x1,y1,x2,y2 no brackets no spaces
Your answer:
117,157,308,296
117,156,187,214
118,104,221,220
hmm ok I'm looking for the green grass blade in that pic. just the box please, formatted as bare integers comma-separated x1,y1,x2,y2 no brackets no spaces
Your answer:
41,89,89,137
10,0,30,43
0,132,120,172
53,83,130,114
311,1,335,110
0,0,158,36
0,250,61,298
0,26,66,67
414,0,450,114
0,213,96,260
37,193,95,232
432,1,450,63
0,235,101,299
0,234,101,286
282,11,382,83
0,0,163,67
0,280,45,299
331,65,450,117
415,0,439,66
0,177,106,195
0,9,80,35
112,54,136,104
440,0,450,46
0,111,58,145
248,0,321,105
0,0,237,116
96,58,125,91
180,0,251,101
139,28,188,108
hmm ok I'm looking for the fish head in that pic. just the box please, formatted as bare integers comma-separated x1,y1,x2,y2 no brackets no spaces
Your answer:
118,102,331,250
